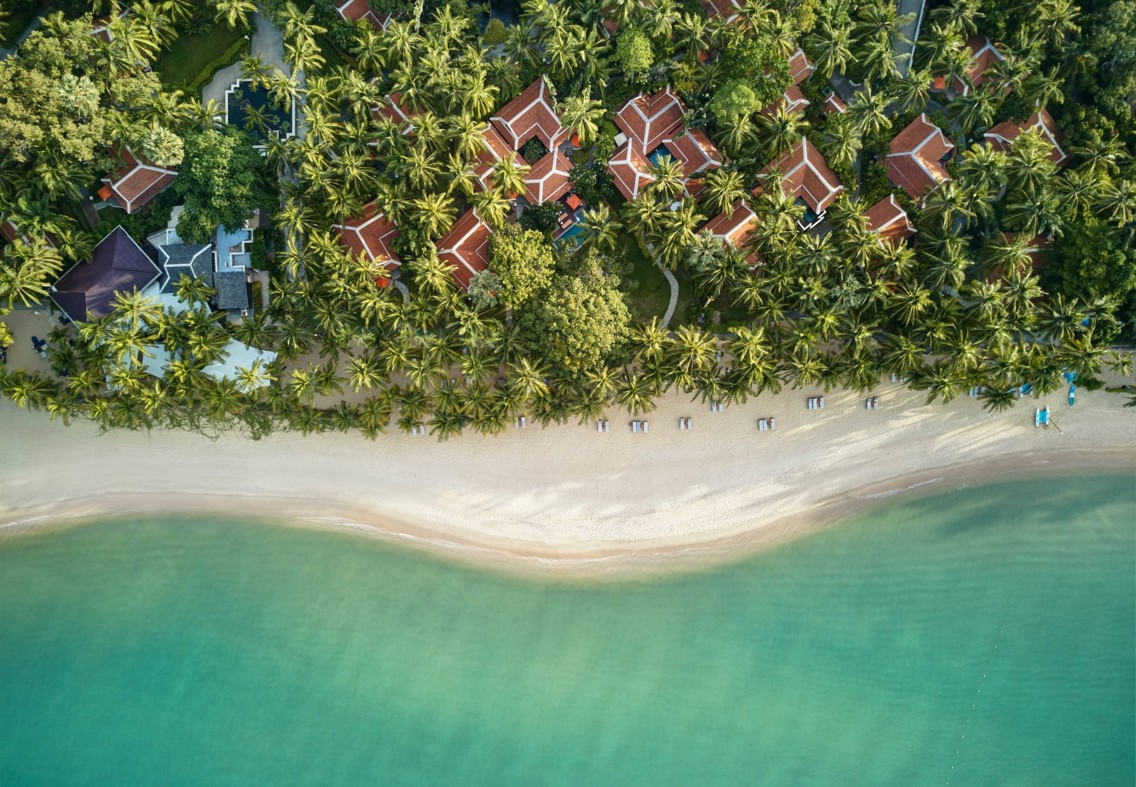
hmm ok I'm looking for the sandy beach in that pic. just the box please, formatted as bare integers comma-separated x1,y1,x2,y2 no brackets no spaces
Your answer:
1,378,1133,572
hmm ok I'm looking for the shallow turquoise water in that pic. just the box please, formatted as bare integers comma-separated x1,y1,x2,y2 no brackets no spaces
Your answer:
0,474,1132,786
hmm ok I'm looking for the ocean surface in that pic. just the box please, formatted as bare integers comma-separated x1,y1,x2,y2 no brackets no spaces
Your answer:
0,474,1132,786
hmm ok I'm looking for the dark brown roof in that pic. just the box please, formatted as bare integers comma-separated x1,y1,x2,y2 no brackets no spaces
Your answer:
51,226,161,322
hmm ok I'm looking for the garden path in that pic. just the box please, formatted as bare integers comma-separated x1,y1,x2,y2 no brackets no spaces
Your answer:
659,264,679,328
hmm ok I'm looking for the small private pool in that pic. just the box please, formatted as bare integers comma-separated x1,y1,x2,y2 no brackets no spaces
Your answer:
225,79,295,146
647,145,675,168
554,222,586,246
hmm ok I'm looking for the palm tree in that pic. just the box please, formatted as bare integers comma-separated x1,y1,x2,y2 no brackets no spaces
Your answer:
470,189,513,229
1072,130,1127,178
578,204,621,253
213,0,257,30
949,87,999,134
1096,180,1136,227
413,192,457,238
700,168,746,219
806,18,854,78
647,155,685,201
820,114,862,169
491,155,529,198
758,106,808,160
559,95,605,146
849,85,891,136
615,374,656,415
888,69,933,113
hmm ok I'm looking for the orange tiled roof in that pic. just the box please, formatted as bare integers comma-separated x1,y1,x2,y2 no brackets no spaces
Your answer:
333,202,401,271
822,93,847,115
436,209,492,290
755,137,843,215
788,48,815,85
703,200,758,249
952,36,1003,96
523,149,573,205
983,109,1068,165
336,0,392,29
371,91,418,131
490,78,567,151
763,84,810,116
473,124,516,191
102,146,177,214
608,142,655,201
614,88,685,154
864,195,916,242
886,114,954,200
662,128,722,178
701,0,744,21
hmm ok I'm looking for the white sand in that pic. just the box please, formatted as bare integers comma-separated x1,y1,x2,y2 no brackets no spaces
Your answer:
1,379,1133,572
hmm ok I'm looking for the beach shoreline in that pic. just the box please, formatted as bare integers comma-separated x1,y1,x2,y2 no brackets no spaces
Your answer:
3,377,1133,575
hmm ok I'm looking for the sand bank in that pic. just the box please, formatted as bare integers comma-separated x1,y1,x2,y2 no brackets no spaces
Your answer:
1,379,1133,573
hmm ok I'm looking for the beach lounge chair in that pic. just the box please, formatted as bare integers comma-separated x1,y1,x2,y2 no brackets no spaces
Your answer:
1034,407,1050,428
596,419,603,432
686,417,692,430
604,420,610,432
873,396,879,409
642,420,649,433
817,396,825,409
767,417,776,431
757,418,766,431
515,415,527,428
631,420,641,433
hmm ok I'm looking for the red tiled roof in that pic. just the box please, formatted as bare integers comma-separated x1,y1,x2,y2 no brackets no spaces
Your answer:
102,147,177,214
608,142,655,201
523,149,573,204
473,124,516,191
614,88,685,153
952,36,1003,96
822,93,847,115
0,221,17,243
371,91,418,131
490,78,567,151
333,202,401,271
983,109,1068,165
436,209,492,290
701,0,744,21
788,48,815,85
336,0,391,29
90,9,127,43
886,114,954,200
703,200,758,249
662,128,722,178
864,195,915,242
763,84,810,116
755,137,843,215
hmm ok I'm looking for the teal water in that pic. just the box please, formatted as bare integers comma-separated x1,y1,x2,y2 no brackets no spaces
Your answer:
0,474,1132,786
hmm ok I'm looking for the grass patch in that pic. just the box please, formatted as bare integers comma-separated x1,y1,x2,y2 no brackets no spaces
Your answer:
616,233,672,323
154,26,246,88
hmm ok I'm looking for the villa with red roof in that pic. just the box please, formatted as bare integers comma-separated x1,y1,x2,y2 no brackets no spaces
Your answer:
609,88,723,201
523,148,573,205
754,137,843,230
335,0,391,30
762,49,815,116
952,36,1003,96
886,114,955,201
702,0,744,22
371,91,418,131
333,202,400,284
703,200,761,265
490,78,568,151
473,124,518,192
50,226,161,323
822,93,848,115
984,110,1068,165
436,209,492,290
864,195,916,243
99,147,177,214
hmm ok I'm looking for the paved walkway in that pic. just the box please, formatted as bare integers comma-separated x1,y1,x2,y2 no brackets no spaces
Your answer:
0,14,42,59
895,0,927,76
659,264,679,328
202,12,288,108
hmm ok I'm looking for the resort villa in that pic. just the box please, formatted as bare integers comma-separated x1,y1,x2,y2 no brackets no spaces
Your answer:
864,194,916,244
702,200,761,266
334,0,392,30
886,114,955,201
50,226,161,323
99,146,177,215
334,202,402,285
608,87,723,201
436,208,493,290
763,49,816,116
984,109,1068,165
754,136,843,231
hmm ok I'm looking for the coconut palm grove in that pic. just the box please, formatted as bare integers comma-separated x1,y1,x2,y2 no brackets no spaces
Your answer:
0,0,1133,437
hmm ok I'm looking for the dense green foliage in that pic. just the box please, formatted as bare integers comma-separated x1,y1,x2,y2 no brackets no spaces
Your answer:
1,0,1133,434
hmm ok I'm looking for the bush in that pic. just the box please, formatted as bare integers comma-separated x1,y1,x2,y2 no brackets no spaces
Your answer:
483,18,508,45
519,202,561,234
571,164,616,206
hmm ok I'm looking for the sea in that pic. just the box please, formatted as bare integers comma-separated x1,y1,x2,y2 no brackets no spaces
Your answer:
0,473,1132,786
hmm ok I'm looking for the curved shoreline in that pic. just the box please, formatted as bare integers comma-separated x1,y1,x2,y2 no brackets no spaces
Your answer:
3,447,1131,577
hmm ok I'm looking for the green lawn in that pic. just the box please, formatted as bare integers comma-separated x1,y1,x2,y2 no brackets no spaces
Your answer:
616,233,673,323
154,26,246,88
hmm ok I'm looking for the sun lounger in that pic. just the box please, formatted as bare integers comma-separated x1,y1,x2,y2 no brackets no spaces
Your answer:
597,419,604,432
767,417,775,431
817,396,825,409
604,420,610,432
515,416,527,428
631,420,640,433
642,420,649,433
